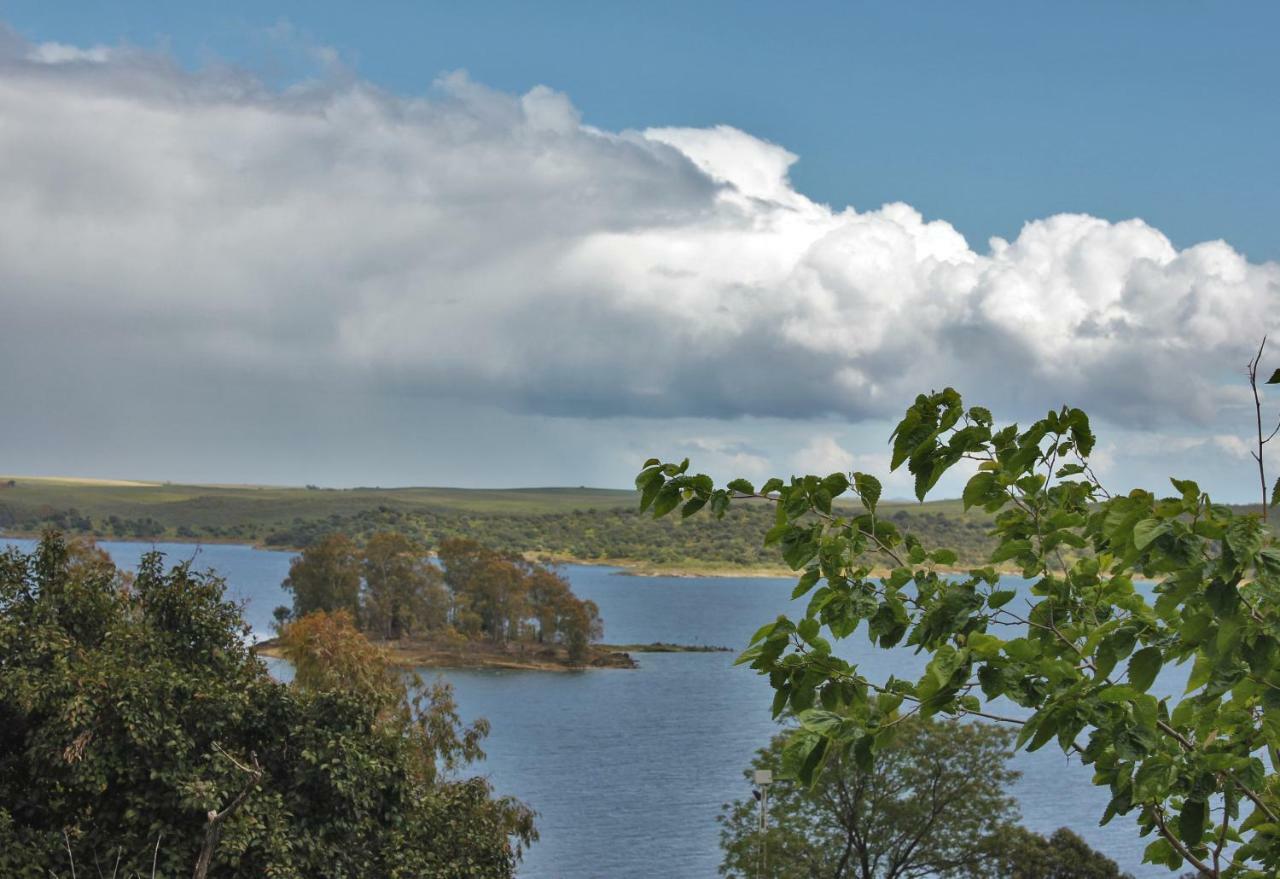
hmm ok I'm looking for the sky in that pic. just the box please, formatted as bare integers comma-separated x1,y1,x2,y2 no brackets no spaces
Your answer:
0,3,1278,500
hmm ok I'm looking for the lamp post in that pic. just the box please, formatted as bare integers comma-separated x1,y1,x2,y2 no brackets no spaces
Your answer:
753,769,773,879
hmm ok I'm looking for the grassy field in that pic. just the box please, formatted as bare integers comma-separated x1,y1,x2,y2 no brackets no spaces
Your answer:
0,475,993,571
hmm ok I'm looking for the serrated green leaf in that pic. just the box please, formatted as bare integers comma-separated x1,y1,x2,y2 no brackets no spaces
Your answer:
853,472,881,513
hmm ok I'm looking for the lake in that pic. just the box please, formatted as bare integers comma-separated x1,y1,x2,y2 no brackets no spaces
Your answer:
2,537,1173,877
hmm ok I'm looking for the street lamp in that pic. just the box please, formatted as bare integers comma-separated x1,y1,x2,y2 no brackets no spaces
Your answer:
752,769,773,878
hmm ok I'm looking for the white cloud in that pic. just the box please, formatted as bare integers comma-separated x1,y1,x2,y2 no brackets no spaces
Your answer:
681,436,770,477
1,25,1278,486
791,436,855,475
1212,435,1253,459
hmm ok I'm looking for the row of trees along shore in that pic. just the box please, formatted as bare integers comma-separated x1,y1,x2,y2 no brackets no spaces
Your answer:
277,533,603,662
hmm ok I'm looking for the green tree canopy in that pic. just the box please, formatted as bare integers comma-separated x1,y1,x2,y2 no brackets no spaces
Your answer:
643,388,1280,877
437,538,602,659
0,533,533,878
721,715,1020,879
990,826,1134,879
281,531,361,619
362,530,447,639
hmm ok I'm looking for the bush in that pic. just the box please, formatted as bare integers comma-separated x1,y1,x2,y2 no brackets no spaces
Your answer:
0,533,534,878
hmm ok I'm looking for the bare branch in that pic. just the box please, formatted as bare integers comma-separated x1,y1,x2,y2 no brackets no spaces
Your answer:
191,748,262,879
1247,336,1270,521
63,830,77,879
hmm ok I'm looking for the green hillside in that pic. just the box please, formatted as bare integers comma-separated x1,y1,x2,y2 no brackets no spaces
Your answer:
0,476,993,572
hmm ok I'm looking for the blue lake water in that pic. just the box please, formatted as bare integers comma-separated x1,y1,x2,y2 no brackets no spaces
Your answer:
2,537,1175,877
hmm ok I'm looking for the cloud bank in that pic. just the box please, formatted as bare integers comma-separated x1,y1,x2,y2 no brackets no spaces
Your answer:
2,28,1277,441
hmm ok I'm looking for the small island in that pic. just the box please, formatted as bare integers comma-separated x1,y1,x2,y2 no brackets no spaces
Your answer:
263,532,731,672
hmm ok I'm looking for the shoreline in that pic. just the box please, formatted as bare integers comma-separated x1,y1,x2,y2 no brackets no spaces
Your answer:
2,530,1003,580
253,637,734,672
254,637,639,672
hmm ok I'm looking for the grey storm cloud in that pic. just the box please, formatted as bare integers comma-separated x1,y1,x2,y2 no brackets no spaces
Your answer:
2,28,1278,432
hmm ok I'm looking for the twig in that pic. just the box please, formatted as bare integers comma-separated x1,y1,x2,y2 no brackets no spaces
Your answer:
1246,337,1275,521
191,748,262,879
151,832,161,879
1212,794,1231,876
63,830,77,879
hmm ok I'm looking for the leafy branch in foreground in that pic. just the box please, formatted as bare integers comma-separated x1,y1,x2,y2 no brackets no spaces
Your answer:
640,387,1280,877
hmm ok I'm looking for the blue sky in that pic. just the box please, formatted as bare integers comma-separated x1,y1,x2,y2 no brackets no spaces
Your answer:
0,3,1278,499
6,1,1279,261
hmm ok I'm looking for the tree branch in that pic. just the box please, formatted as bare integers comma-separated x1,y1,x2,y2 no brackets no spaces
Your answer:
1247,336,1270,521
1153,805,1216,878
191,746,262,879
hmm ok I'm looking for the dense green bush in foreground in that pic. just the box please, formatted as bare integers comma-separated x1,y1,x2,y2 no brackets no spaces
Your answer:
0,534,534,878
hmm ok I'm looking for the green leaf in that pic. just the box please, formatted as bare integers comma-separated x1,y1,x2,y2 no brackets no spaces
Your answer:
1226,517,1264,564
823,472,850,496
990,540,1031,564
929,549,957,566
1096,685,1138,704
726,478,755,495
637,469,664,512
1126,647,1162,692
1179,799,1206,846
709,490,731,518
961,472,996,511
853,472,881,513
651,483,682,518
798,735,828,786
792,569,821,599
1132,518,1169,551
987,589,1017,610
1267,368,1280,384
680,496,707,518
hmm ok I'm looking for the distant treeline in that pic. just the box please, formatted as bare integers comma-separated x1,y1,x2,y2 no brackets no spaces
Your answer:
5,501,998,568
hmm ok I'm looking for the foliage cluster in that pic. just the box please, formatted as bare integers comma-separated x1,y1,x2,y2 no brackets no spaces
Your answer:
643,388,1280,877
280,534,603,662
720,715,1132,879
0,533,534,878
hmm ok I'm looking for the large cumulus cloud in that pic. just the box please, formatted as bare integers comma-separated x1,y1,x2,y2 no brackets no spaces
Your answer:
2,28,1277,435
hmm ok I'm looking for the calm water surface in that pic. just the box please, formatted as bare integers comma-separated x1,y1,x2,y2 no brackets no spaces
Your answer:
3,538,1171,878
